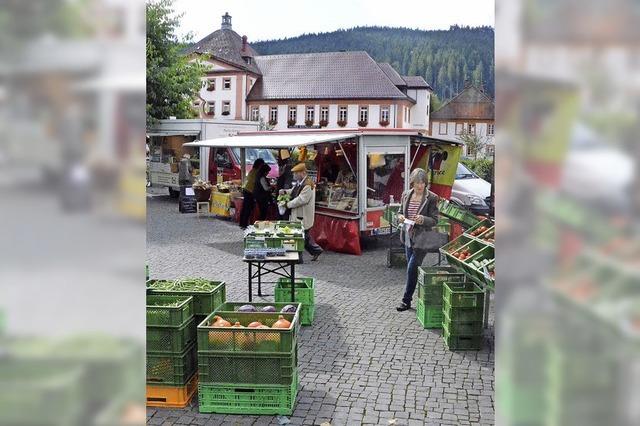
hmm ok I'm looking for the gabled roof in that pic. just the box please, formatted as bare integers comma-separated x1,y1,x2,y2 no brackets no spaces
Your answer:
402,75,432,90
184,28,262,75
377,63,406,87
431,84,494,121
247,51,413,102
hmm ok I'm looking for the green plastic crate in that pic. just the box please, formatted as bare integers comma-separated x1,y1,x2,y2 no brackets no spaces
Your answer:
245,232,304,252
440,236,481,271
147,279,226,317
417,266,466,306
146,295,194,327
274,235,305,252
442,310,483,335
147,318,196,353
416,300,444,329
442,300,484,322
198,372,298,415
198,350,297,385
197,311,299,354
466,246,495,286
146,343,197,386
464,218,493,238
275,221,304,230
215,302,301,314
443,282,485,308
476,225,495,246
274,278,315,326
443,322,483,351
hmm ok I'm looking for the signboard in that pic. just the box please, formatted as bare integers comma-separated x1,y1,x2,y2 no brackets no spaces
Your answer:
428,144,462,199
179,187,197,213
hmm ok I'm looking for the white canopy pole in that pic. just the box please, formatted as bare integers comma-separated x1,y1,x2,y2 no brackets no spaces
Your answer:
240,148,246,187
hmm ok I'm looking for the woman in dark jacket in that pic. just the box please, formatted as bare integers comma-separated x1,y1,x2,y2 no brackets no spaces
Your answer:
239,158,265,229
396,168,439,311
253,163,273,220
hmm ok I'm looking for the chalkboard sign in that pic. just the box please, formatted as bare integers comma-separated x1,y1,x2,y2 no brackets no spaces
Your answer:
179,186,197,213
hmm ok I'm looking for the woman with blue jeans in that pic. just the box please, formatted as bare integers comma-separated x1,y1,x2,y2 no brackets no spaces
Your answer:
396,168,439,311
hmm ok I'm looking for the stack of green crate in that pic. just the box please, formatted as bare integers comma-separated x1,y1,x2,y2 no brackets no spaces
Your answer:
146,295,198,390
146,279,226,325
416,266,466,328
197,303,301,415
442,282,485,350
274,277,315,326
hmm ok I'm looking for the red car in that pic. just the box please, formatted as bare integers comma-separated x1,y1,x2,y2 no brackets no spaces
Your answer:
209,147,279,182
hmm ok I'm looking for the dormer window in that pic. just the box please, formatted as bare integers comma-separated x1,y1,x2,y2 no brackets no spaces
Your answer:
244,57,252,65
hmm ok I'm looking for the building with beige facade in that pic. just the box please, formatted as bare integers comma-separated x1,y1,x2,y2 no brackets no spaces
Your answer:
184,13,432,132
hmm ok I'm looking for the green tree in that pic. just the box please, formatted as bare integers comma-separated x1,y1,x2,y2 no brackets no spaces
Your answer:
146,0,203,124
458,132,488,160
430,93,443,112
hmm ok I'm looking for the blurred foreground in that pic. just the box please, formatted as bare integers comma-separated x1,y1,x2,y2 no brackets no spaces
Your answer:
0,0,145,424
496,0,640,425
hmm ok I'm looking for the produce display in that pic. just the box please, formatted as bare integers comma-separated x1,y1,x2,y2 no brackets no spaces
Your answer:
277,193,291,204
197,304,301,414
146,279,226,319
147,278,220,292
442,219,496,289
244,221,305,253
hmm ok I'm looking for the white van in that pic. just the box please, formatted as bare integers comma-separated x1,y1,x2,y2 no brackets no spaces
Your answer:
450,162,492,215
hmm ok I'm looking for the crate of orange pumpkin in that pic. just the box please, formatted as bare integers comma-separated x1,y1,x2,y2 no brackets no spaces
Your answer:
197,307,301,355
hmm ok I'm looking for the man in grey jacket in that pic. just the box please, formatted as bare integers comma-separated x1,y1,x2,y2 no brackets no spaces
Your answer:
280,162,323,263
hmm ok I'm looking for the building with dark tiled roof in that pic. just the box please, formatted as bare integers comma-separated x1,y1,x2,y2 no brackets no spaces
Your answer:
429,81,495,156
185,13,433,131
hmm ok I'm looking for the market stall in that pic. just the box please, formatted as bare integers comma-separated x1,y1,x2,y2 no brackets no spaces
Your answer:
184,130,463,255
147,131,201,197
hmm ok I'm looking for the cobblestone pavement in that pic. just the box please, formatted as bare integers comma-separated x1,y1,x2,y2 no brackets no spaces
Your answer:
147,194,495,426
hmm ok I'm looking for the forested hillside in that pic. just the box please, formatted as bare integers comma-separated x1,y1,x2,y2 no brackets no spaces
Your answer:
252,25,494,102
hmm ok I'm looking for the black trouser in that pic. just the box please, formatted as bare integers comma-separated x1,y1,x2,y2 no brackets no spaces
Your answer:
256,197,271,221
300,229,323,262
239,191,255,228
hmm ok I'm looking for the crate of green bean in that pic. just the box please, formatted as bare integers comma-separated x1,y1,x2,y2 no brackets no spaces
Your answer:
147,295,194,327
147,279,226,316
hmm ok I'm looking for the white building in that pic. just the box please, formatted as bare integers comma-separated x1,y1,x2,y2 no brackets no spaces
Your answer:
429,82,495,157
184,13,432,132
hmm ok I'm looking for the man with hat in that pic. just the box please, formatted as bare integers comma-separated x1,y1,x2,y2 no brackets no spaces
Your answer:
279,162,323,262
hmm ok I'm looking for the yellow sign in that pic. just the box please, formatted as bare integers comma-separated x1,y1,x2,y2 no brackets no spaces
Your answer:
210,191,233,217
430,144,462,188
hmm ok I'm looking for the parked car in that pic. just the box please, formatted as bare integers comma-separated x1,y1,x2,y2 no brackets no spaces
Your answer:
209,147,279,182
450,162,492,216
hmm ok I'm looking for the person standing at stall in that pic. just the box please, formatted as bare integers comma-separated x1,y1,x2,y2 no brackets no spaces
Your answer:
253,163,273,220
239,158,265,229
178,154,194,186
395,168,439,311
276,157,294,219
280,163,323,263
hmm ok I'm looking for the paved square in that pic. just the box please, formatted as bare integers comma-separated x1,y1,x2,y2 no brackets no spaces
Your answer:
147,195,494,425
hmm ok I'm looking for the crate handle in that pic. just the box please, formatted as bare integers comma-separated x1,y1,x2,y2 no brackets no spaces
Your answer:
461,295,479,305
147,397,168,402
234,387,257,393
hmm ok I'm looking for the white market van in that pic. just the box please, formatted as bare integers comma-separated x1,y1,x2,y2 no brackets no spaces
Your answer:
147,119,259,196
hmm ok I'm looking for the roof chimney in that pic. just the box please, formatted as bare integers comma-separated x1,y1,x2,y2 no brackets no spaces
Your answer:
242,35,248,51
221,12,232,30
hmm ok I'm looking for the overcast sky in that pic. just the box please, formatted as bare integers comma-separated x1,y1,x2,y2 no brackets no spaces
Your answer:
174,0,494,42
